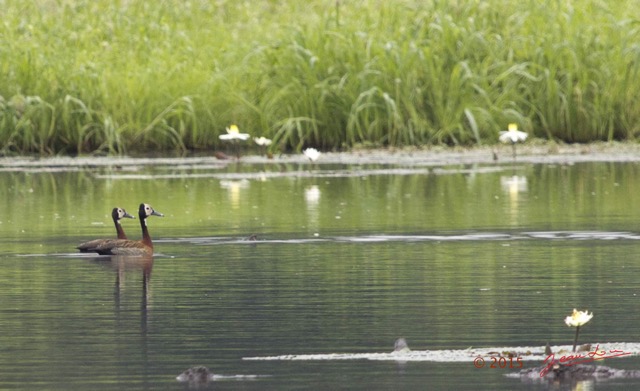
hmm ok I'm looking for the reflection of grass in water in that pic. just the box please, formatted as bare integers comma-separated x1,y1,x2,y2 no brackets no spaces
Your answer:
2,1,640,154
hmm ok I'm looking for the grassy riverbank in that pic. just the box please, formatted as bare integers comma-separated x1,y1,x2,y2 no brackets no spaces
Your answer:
2,0,640,155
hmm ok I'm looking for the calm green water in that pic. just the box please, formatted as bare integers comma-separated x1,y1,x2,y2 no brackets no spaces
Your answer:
0,159,639,390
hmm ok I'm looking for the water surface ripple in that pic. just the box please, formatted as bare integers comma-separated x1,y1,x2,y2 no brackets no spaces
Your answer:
151,230,640,247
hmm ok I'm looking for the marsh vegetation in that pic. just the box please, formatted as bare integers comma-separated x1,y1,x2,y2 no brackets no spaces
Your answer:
2,0,639,155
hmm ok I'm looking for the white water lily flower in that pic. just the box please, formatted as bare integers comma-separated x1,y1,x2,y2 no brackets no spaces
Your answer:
254,136,272,146
219,124,250,141
303,148,321,162
565,309,593,327
499,123,528,144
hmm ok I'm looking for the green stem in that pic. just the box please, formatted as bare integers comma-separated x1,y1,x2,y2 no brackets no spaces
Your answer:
572,325,580,352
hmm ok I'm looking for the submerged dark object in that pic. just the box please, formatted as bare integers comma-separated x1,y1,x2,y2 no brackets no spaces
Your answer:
176,366,214,383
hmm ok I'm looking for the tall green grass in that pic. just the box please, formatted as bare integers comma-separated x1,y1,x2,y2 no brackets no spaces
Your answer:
1,0,639,155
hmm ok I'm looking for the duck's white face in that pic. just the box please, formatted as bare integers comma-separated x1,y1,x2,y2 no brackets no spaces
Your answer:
112,207,134,223
140,203,164,219
117,208,135,220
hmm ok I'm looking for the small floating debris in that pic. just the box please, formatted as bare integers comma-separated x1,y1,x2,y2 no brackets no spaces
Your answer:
393,338,411,353
244,234,259,241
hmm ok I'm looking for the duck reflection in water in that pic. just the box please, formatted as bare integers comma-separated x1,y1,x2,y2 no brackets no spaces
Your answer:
110,255,153,312
91,254,154,336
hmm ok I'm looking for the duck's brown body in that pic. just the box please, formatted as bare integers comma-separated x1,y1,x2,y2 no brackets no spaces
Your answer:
84,238,154,256
77,203,163,255
77,207,134,252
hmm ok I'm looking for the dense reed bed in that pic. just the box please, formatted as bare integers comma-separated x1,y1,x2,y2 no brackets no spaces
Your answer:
1,0,640,155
